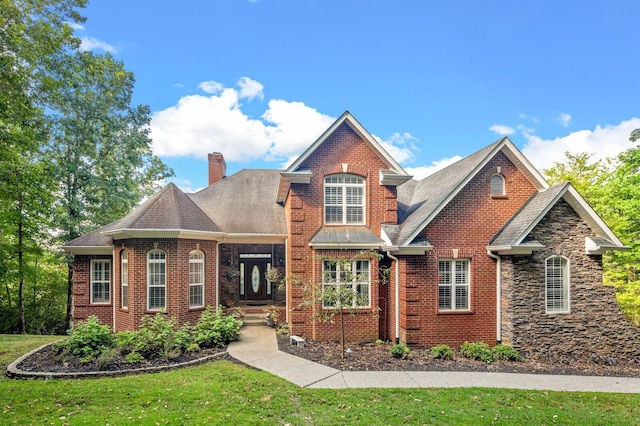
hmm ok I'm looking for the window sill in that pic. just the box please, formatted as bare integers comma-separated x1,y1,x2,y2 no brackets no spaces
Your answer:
490,194,508,200
90,302,111,306
437,310,474,315
189,306,205,312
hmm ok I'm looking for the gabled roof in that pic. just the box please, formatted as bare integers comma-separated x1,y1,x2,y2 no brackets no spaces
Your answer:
189,169,287,242
277,111,412,202
488,183,628,254
392,137,548,249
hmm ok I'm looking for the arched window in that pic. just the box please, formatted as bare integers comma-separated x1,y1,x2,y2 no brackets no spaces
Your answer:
121,250,128,308
324,174,365,224
189,250,205,308
147,249,166,310
490,174,505,196
546,256,569,313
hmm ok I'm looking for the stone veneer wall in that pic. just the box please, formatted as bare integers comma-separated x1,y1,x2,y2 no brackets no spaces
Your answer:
501,199,640,361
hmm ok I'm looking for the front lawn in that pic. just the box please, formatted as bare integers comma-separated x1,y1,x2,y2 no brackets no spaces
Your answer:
2,335,640,425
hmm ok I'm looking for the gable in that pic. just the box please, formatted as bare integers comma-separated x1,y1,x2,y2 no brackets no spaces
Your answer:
389,137,548,252
277,111,411,203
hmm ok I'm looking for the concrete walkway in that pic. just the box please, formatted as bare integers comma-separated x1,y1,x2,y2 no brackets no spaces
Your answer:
227,326,640,393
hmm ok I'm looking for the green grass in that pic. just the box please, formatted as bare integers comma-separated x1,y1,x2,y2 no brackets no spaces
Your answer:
2,335,640,425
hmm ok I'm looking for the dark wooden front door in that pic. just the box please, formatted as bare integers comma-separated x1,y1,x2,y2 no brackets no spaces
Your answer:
244,259,267,300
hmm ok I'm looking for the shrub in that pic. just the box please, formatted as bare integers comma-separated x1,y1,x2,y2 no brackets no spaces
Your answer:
460,341,493,363
390,343,410,359
194,306,242,348
53,315,115,361
123,351,145,364
431,344,454,360
96,347,119,369
492,344,522,362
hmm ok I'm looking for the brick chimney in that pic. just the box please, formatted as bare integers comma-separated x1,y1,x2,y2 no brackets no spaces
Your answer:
208,152,226,185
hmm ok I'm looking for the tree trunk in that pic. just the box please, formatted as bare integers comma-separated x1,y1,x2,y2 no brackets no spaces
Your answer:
340,307,345,358
18,214,25,334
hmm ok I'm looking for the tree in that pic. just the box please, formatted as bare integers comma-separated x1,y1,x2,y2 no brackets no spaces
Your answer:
0,0,87,333
292,251,385,358
44,51,173,329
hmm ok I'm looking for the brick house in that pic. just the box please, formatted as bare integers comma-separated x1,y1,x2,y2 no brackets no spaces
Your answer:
64,111,640,359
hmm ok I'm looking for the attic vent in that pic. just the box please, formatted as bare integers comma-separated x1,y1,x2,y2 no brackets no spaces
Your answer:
490,174,505,196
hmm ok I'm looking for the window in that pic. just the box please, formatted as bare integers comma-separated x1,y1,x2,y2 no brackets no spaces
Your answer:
189,250,205,308
546,256,569,313
438,259,470,311
121,250,128,308
322,259,370,308
324,174,365,224
91,260,111,304
147,249,166,310
490,174,505,196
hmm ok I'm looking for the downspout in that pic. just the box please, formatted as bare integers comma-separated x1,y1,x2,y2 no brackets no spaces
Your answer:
112,246,117,333
487,250,501,344
216,237,226,314
386,251,400,344
285,237,289,324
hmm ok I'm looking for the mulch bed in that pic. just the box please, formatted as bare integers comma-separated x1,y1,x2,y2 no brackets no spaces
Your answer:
16,344,227,374
277,334,640,378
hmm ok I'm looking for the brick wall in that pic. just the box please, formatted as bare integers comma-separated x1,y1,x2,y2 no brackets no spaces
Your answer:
287,122,395,341
401,151,537,348
75,238,219,332
501,200,640,361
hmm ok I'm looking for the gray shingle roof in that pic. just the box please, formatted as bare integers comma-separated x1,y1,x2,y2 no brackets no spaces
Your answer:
111,182,219,232
310,226,384,248
489,183,568,248
394,139,504,246
189,169,286,235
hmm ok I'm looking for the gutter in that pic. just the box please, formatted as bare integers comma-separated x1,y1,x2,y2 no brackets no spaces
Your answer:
487,250,501,344
386,251,400,344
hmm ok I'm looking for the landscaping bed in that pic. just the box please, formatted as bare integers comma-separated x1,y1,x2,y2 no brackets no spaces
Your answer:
277,334,640,377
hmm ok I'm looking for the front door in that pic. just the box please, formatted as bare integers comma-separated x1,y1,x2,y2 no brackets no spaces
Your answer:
244,259,267,300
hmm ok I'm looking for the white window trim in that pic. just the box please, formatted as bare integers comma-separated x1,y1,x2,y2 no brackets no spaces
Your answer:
545,255,570,314
90,259,111,304
147,249,166,311
189,250,205,308
121,250,128,309
322,259,371,309
438,259,470,311
324,174,366,225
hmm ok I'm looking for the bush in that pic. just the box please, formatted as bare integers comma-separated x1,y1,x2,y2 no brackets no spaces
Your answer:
193,306,242,348
431,344,454,360
123,351,144,364
492,344,522,361
460,341,493,363
53,315,115,361
390,343,410,359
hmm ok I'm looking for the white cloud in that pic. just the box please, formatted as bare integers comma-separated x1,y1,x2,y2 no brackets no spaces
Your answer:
556,112,572,127
198,81,224,94
238,77,264,101
522,117,640,171
79,36,116,53
376,132,417,164
489,124,515,135
405,156,463,180
68,22,84,30
150,78,334,164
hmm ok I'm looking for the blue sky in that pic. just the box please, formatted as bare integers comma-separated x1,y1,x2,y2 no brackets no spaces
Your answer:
77,0,639,192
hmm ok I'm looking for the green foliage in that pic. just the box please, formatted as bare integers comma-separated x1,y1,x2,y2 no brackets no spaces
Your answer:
390,343,411,359
53,315,115,361
431,344,454,360
460,342,494,363
193,306,242,348
491,344,522,362
123,351,144,364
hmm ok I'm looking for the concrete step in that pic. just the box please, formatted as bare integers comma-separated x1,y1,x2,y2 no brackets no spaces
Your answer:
243,313,266,327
